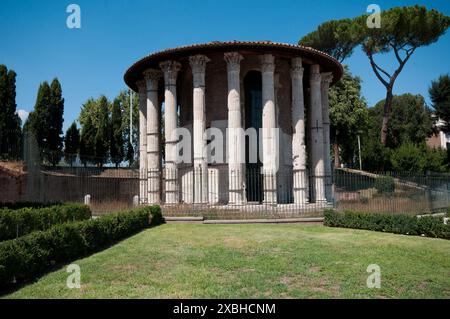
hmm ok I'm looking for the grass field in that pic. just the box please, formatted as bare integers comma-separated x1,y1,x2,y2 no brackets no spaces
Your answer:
3,223,450,299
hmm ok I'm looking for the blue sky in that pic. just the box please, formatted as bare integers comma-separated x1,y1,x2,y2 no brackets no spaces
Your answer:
1,0,449,132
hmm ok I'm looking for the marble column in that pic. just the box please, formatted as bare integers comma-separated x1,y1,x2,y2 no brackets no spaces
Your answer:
321,72,333,203
143,69,162,204
261,54,278,204
224,52,245,205
160,60,181,204
291,58,309,204
309,65,326,203
189,55,210,204
137,80,147,204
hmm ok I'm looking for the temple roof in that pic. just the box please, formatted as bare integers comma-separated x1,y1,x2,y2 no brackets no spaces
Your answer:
124,40,343,91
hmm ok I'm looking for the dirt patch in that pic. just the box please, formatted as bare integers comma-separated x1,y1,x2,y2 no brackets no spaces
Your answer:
279,276,293,285
310,278,340,296
417,280,431,291
309,266,321,273
223,237,247,249
276,274,341,297
241,268,256,273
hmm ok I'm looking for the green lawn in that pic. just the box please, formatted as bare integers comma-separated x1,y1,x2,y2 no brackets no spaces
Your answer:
4,223,450,299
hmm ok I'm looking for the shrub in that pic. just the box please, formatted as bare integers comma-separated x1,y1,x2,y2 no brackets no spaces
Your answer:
148,205,164,226
390,143,423,172
0,203,92,241
390,142,448,173
374,176,395,195
324,209,450,240
361,138,392,171
0,205,164,286
420,147,448,173
0,202,61,210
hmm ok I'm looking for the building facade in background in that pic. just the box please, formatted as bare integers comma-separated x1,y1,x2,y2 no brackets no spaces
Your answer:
427,119,450,150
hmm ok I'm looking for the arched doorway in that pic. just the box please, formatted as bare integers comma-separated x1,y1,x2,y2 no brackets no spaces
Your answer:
244,71,263,203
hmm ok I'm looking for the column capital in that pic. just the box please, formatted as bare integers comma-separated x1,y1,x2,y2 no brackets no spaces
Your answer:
189,55,210,74
159,60,181,86
261,54,275,73
310,64,321,83
136,80,146,94
224,52,244,72
143,69,162,90
143,68,162,81
291,57,304,77
321,72,333,88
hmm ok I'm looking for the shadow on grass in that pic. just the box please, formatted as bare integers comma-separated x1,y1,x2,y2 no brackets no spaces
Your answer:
0,223,164,297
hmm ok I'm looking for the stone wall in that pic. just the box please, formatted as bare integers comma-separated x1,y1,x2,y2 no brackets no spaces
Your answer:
0,164,26,203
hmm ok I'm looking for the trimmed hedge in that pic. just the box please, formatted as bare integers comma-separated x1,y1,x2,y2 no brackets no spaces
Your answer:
0,202,61,210
0,205,163,286
0,204,92,241
324,209,450,240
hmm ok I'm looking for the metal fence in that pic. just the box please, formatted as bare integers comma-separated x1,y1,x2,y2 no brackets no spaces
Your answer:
21,167,140,215
155,166,329,219
2,161,450,218
334,168,450,215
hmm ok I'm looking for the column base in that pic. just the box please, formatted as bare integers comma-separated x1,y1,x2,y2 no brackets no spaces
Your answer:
228,190,245,206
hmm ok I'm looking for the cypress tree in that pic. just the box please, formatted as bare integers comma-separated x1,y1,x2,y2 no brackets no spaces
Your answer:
79,116,96,167
29,81,51,162
28,79,65,165
64,122,80,167
0,65,8,157
0,65,22,159
47,78,64,166
94,96,110,167
125,140,134,167
110,98,124,167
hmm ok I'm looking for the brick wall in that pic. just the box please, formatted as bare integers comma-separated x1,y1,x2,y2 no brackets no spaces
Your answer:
0,163,26,203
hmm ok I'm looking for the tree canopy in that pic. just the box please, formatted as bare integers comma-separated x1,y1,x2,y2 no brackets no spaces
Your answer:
77,94,134,167
0,65,22,159
368,93,433,149
117,90,139,165
64,122,80,166
329,66,368,168
79,115,96,167
94,96,110,167
300,19,360,63
300,5,450,145
28,79,65,165
390,142,447,173
429,74,450,132
110,98,125,167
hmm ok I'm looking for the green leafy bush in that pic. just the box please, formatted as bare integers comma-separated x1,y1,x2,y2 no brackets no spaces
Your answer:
390,142,448,173
0,205,163,286
390,143,423,172
324,209,450,239
0,204,91,241
374,176,395,195
0,202,61,210
361,138,392,171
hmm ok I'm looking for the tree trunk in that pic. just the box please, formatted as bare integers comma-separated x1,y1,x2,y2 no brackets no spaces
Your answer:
380,89,394,146
334,143,341,168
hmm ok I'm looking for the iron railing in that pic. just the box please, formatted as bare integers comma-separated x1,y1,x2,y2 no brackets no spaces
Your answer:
2,163,450,218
